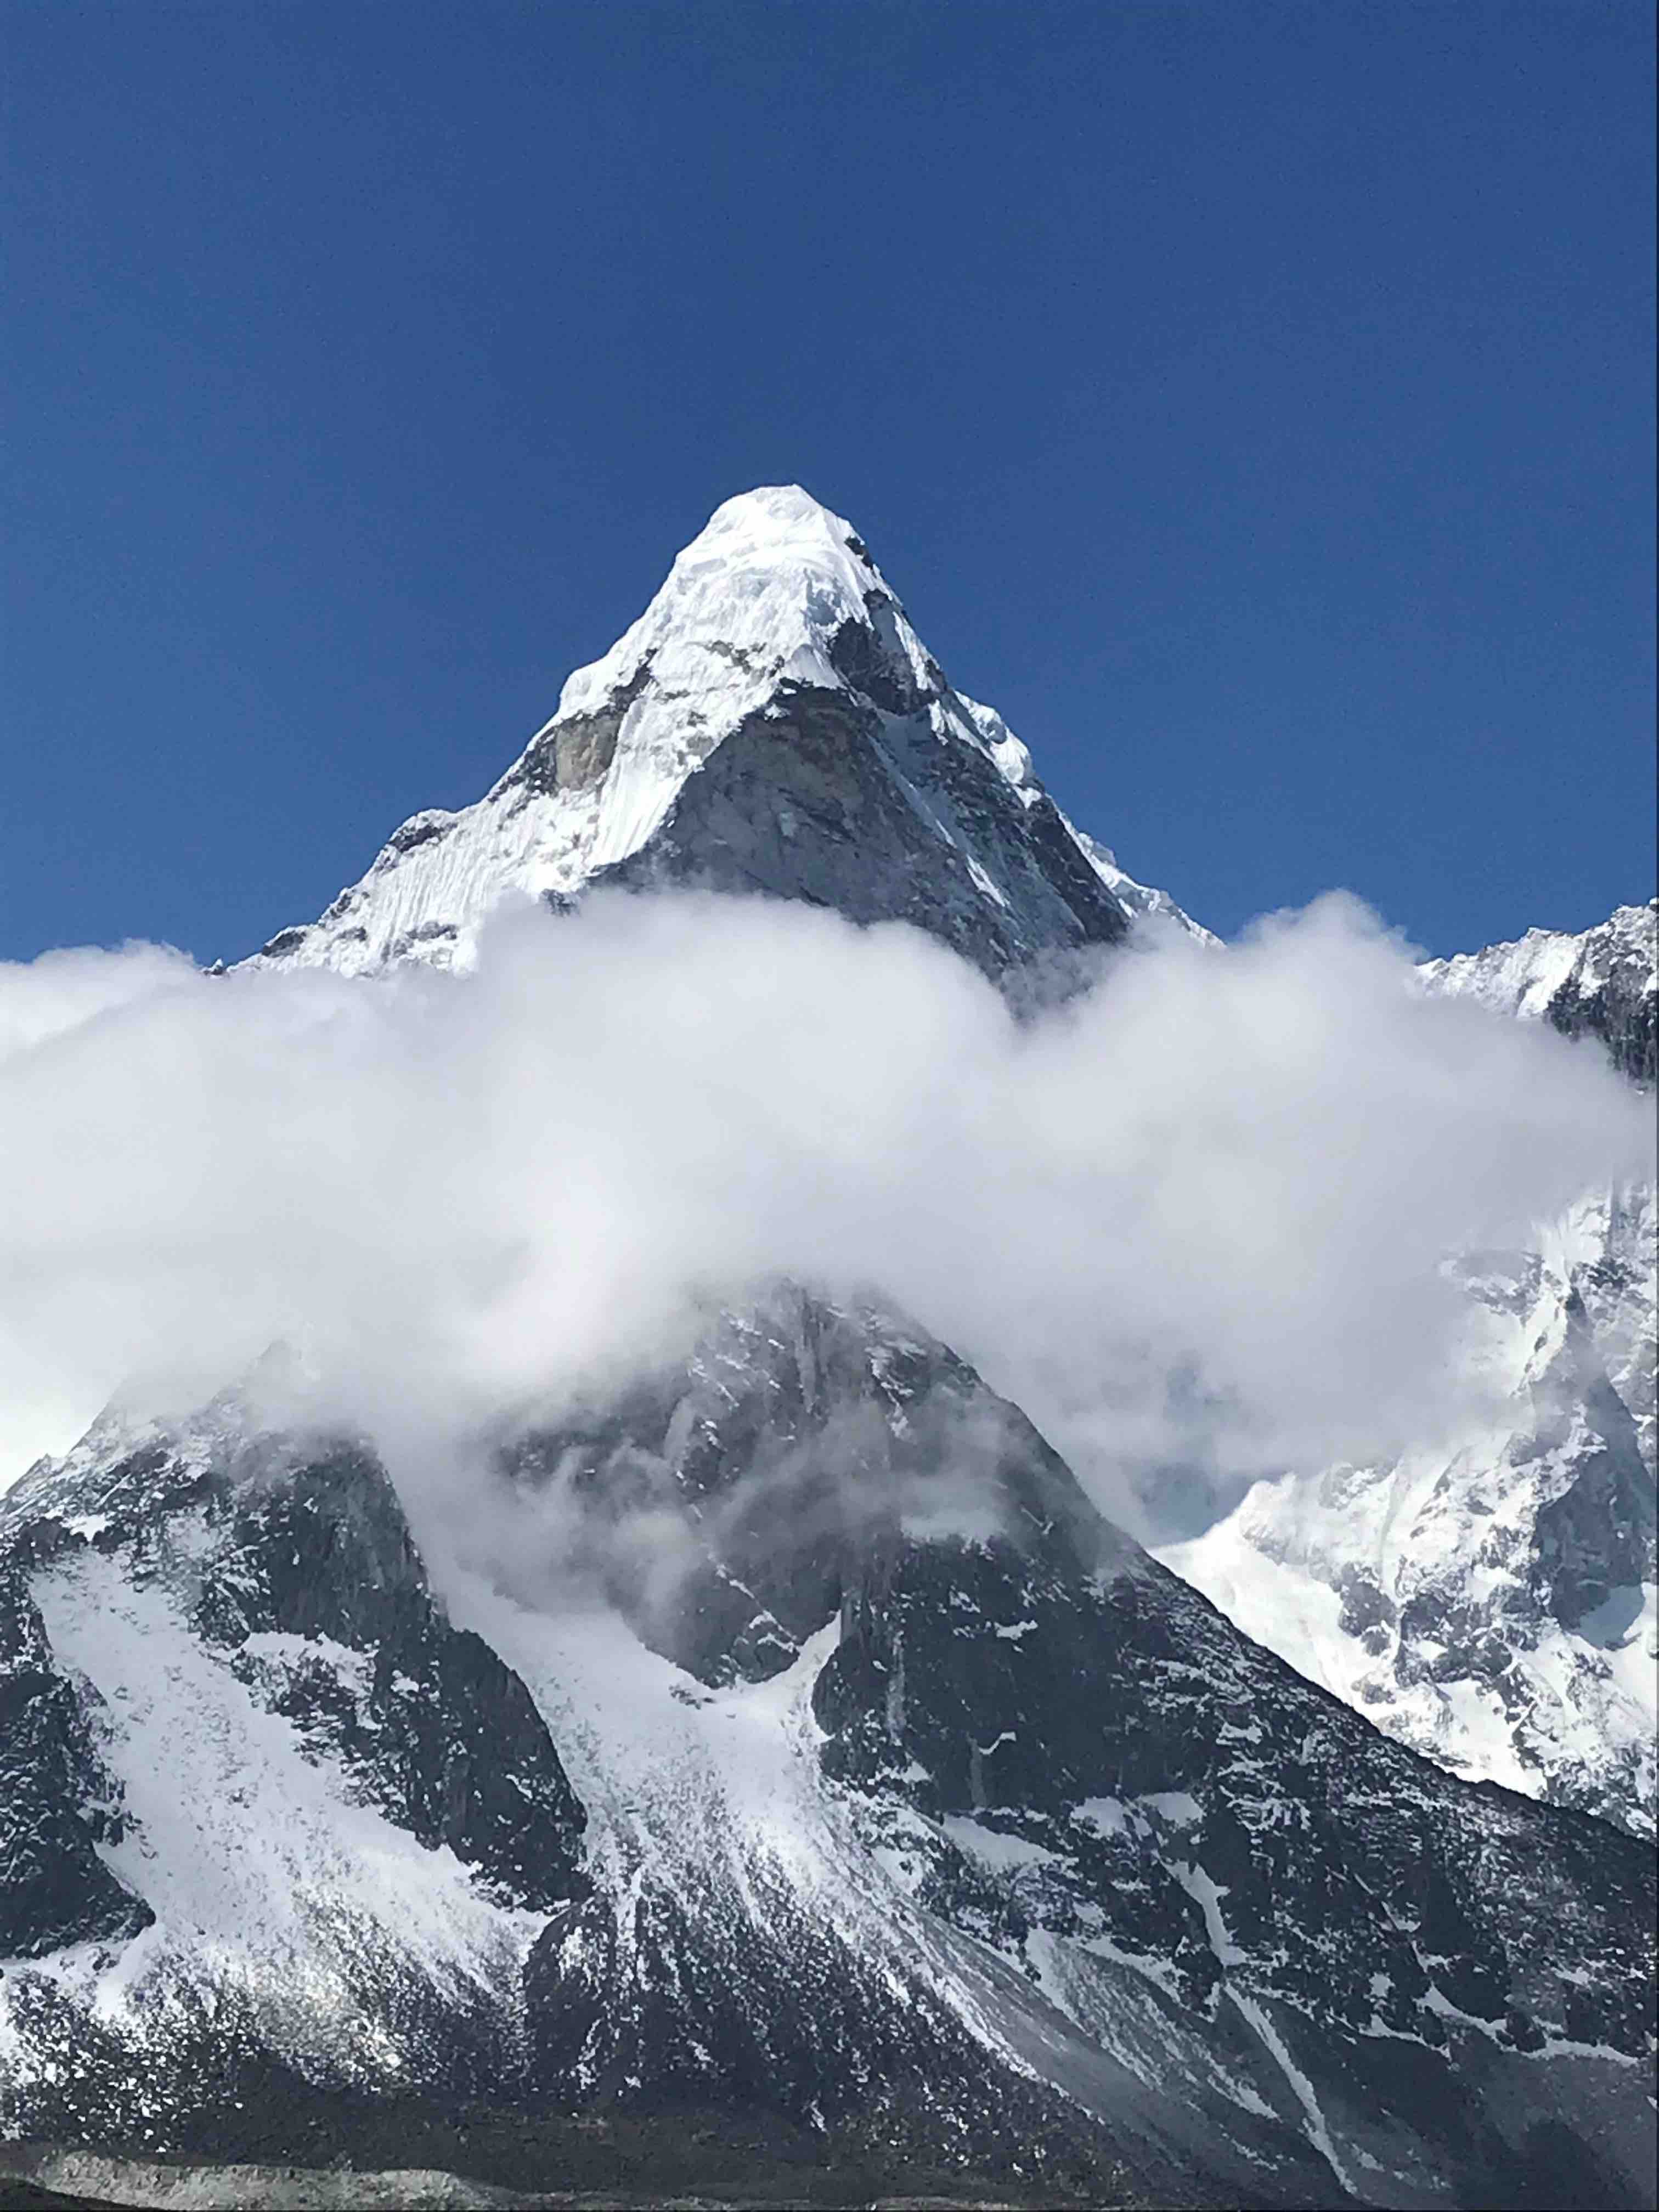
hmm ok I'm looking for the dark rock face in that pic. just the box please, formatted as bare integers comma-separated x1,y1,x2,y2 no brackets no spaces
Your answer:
592,661,1129,986
503,1290,1119,1690
816,1531,1652,2046
509,657,658,800
1523,1297,1657,1629
1544,900,1658,1086
523,1871,1133,2179
253,923,311,960
0,1410,588,1918
383,812,456,858
0,1572,151,1958
1336,1562,1397,1649
504,1288,1658,2208
190,1443,589,1909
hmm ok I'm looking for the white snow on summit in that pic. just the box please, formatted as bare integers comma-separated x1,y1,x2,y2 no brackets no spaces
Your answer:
559,483,929,720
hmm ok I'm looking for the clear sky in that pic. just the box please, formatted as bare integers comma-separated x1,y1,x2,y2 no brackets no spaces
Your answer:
4,0,1653,964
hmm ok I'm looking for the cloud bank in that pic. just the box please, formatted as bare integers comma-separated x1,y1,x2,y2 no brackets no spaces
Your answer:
1,892,1648,1543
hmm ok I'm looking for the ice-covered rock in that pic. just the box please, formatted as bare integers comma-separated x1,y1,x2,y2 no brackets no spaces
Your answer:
1420,900,1656,1086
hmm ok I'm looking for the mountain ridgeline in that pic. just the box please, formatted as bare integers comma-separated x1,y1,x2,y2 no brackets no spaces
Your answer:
241,486,1150,988
1420,900,1658,1088
3,489,1654,2209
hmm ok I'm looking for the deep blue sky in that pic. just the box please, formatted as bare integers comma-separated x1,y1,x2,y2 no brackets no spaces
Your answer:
4,0,1653,963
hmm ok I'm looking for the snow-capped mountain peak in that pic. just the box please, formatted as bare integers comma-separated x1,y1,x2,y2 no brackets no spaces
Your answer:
552,483,927,719
242,489,1200,981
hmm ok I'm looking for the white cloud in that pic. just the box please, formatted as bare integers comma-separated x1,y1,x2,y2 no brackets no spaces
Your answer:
0,939,198,1061
0,891,1647,1543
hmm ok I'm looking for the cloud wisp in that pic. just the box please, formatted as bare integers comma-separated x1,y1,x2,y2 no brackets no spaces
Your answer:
1,891,1648,1544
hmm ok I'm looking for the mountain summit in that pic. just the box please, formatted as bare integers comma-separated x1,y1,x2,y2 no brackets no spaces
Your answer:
246,486,1199,981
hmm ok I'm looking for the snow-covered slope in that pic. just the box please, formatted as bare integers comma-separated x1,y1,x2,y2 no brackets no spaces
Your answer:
1143,902,1655,1842
242,487,1205,984
1420,900,1657,1086
2,1294,1653,2207
1163,919,1657,1839
1161,1190,1657,1837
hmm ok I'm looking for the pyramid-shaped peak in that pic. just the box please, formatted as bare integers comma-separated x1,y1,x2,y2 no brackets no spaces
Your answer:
688,483,871,565
245,484,1153,981
555,484,909,726
650,482,884,610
